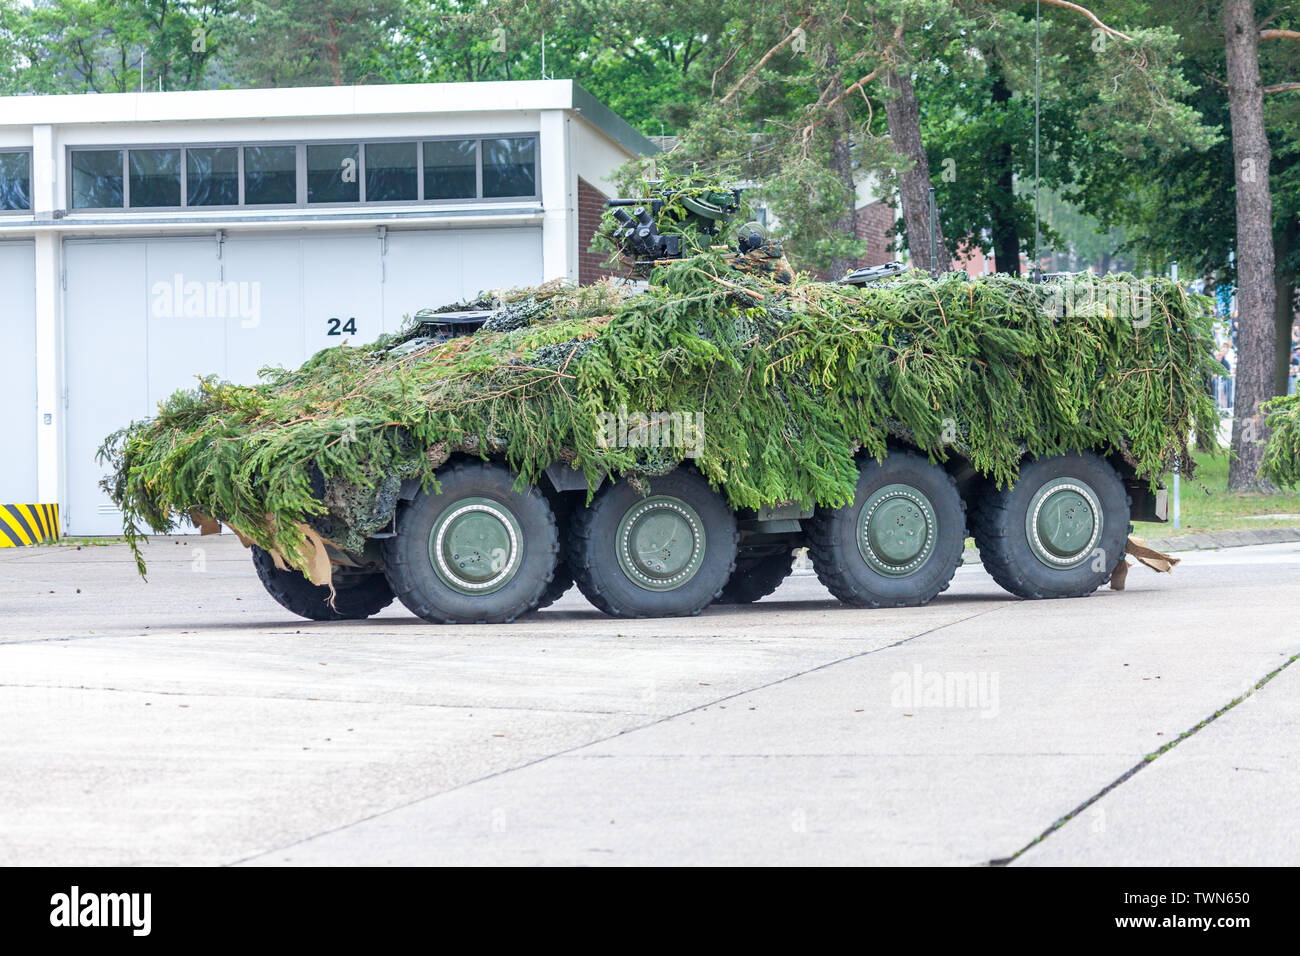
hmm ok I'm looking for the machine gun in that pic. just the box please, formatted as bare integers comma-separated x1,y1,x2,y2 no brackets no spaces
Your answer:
604,186,743,267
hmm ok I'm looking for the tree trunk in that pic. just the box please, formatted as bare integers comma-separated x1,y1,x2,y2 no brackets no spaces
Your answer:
990,176,1020,274
327,21,344,86
884,69,951,273
1274,217,1298,395
823,44,860,281
1224,0,1277,491
987,63,1021,274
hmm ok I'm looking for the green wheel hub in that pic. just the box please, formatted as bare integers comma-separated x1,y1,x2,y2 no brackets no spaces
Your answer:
856,483,938,577
1025,478,1103,569
615,495,707,591
429,496,524,595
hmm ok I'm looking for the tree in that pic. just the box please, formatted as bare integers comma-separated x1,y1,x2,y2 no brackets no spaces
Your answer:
885,67,951,273
917,2,1216,274
357,2,1209,276
1065,2,1300,397
228,0,399,87
1257,12,1300,404
0,0,232,94
1121,0,1300,490
360,1,742,125
659,1,1210,276
646,2,949,274
1226,0,1279,489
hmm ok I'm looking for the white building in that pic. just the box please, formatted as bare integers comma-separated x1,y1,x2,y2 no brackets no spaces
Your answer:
0,81,652,535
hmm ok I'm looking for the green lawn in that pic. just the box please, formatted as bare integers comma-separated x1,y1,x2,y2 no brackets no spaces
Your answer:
41,536,127,547
1145,452,1300,536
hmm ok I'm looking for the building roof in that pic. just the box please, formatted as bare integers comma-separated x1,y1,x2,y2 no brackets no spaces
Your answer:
0,79,657,156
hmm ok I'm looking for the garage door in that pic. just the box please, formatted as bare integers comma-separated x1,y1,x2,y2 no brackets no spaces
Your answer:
0,240,37,503
64,227,542,535
379,228,544,330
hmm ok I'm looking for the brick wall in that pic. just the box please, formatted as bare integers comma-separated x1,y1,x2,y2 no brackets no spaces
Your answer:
952,243,996,277
578,177,624,286
810,199,896,281
853,200,895,268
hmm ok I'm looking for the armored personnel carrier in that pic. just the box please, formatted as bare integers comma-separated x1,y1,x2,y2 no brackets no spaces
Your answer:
101,181,1220,623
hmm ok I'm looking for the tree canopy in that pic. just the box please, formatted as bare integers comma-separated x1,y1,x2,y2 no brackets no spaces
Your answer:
4,0,1299,486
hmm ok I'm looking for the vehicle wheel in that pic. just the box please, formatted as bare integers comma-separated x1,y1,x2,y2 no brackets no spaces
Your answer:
380,461,559,624
534,496,575,610
251,545,394,621
808,450,966,608
568,469,738,618
714,549,796,605
971,451,1129,599
535,558,574,609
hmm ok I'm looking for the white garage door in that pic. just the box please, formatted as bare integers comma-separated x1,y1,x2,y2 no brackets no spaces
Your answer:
0,240,37,503
379,228,544,329
65,226,542,535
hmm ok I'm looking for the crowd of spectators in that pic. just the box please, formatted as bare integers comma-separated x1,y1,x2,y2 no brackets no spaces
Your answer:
1210,311,1300,413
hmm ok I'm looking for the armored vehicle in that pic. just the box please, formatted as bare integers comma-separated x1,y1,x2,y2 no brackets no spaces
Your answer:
102,183,1217,623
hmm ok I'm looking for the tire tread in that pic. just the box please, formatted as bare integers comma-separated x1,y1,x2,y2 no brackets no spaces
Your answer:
714,550,797,605
969,453,1128,600
807,449,966,609
380,461,558,624
251,546,394,621
567,472,738,618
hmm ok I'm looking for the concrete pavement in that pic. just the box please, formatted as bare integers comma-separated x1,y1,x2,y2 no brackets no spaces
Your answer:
0,535,1296,865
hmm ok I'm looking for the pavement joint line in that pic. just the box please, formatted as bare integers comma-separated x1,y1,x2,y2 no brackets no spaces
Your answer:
557,751,1138,759
227,600,1016,866
0,682,655,717
987,650,1300,867
0,622,984,645
0,633,157,646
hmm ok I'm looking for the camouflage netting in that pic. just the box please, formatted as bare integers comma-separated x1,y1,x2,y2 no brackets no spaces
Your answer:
1262,394,1300,488
98,252,1222,577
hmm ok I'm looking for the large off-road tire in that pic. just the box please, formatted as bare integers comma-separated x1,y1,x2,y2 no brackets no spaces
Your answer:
533,496,575,611
568,469,738,618
714,549,796,605
971,451,1129,599
380,461,559,624
535,558,574,610
808,450,966,608
250,546,395,621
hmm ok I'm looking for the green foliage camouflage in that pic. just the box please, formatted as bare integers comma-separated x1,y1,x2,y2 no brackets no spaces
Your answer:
1261,395,1300,488
99,255,1222,577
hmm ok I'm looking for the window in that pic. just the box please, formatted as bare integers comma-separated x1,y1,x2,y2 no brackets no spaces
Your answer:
307,144,359,203
483,137,536,198
0,151,30,210
187,147,238,206
243,145,296,204
67,134,539,210
71,150,124,208
129,149,181,207
424,139,477,200
365,142,417,202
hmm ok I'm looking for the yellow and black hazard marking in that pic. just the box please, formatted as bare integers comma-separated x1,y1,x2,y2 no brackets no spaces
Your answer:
0,503,60,547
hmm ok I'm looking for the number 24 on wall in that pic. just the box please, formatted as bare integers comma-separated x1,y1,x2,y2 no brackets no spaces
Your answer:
327,317,358,336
